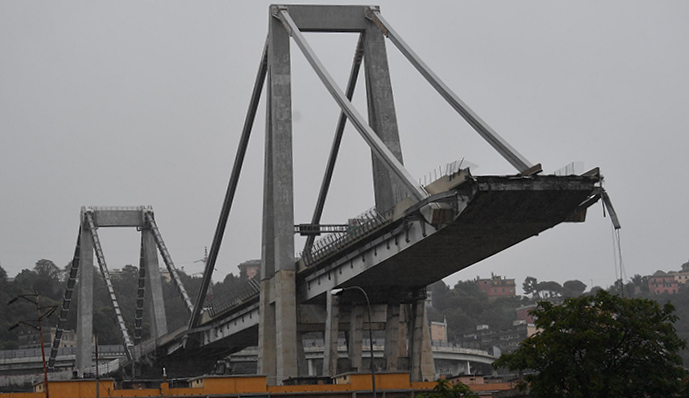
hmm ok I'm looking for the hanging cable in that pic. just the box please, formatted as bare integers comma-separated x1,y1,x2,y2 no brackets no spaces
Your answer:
611,223,619,283
610,224,626,296
616,228,626,289
602,188,624,296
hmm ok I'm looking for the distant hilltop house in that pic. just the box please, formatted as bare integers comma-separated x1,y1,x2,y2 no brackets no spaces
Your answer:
475,273,516,298
238,259,260,280
647,260,689,295
430,318,448,344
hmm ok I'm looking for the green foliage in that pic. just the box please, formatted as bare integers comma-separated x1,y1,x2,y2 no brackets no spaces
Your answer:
562,280,586,297
493,290,687,398
418,379,478,398
535,280,562,298
522,276,538,298
428,280,528,340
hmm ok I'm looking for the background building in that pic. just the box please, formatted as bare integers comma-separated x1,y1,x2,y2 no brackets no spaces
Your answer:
475,274,516,298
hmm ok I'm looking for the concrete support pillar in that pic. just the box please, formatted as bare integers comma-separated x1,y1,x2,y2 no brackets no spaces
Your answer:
258,13,298,384
410,299,436,382
398,304,409,367
76,227,94,373
258,279,277,383
364,19,404,212
275,270,298,382
348,306,364,372
142,229,167,338
384,303,400,371
307,358,314,377
323,293,340,376
297,332,308,377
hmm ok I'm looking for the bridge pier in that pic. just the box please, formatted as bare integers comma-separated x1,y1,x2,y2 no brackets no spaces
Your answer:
323,294,340,377
314,295,433,380
347,306,364,372
257,6,300,385
76,226,94,373
142,229,167,338
384,302,401,371
410,298,436,382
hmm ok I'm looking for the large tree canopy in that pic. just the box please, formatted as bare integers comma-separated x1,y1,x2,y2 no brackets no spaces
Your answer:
493,290,687,398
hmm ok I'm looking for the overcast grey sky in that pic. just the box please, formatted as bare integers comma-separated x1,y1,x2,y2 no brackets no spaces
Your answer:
1,1,688,294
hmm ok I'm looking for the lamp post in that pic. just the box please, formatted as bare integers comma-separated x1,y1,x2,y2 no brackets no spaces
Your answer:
331,287,376,398
8,293,57,398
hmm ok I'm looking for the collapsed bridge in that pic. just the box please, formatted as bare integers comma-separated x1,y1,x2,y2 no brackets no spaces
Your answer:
47,4,618,386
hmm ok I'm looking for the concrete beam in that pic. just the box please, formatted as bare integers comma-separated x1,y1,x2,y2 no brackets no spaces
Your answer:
272,5,369,32
89,207,145,227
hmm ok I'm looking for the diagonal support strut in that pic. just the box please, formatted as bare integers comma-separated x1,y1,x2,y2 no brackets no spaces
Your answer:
365,7,537,175
188,40,269,330
275,7,428,202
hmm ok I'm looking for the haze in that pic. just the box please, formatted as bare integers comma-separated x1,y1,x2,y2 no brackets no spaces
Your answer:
1,1,687,294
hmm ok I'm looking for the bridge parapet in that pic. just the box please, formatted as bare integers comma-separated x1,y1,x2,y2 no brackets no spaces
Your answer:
300,207,393,267
208,279,261,318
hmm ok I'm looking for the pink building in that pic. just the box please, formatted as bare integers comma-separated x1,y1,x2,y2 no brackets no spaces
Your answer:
238,259,260,280
648,270,679,295
476,274,516,298
515,304,537,324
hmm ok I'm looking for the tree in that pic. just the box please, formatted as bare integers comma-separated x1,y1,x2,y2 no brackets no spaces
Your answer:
629,274,650,295
522,276,538,298
33,259,63,299
0,264,7,285
536,280,562,298
562,279,586,297
493,290,687,398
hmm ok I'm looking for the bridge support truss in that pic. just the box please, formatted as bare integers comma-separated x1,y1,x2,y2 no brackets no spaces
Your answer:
48,206,192,374
185,3,543,385
258,4,436,384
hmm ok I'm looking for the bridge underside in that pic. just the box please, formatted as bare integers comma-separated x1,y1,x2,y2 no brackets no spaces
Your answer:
312,174,598,299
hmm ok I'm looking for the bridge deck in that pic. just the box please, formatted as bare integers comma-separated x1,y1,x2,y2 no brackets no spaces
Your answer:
343,174,596,292
134,173,600,365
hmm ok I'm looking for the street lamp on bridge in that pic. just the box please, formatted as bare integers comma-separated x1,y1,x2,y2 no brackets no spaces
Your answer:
331,286,376,398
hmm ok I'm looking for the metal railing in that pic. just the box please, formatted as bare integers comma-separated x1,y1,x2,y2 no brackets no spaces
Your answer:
299,207,393,267
418,159,471,187
207,278,261,318
1,345,126,360
299,160,469,268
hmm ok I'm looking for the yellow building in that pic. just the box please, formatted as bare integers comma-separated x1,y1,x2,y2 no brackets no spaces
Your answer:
3,373,437,398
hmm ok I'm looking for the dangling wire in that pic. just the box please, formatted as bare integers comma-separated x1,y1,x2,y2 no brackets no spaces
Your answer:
616,228,626,287
600,187,624,295
611,223,626,296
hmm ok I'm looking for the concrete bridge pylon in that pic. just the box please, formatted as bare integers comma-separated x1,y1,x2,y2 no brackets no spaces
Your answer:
256,4,445,384
48,206,193,375
196,4,541,385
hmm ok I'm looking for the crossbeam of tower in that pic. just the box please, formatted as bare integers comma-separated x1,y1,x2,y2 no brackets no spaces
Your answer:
48,206,192,373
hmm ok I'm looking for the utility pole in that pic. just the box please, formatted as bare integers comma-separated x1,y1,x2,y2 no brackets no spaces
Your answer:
8,293,57,398
95,333,99,398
